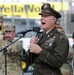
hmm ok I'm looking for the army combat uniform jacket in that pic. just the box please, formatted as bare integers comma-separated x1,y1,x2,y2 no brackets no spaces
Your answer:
0,39,23,75
26,27,69,75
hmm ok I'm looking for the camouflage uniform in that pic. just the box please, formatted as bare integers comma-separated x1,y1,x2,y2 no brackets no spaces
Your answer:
0,15,4,74
0,35,4,75
56,25,74,75
0,25,23,75
60,47,74,75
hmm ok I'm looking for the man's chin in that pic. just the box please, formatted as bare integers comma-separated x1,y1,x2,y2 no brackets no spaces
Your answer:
41,26,46,30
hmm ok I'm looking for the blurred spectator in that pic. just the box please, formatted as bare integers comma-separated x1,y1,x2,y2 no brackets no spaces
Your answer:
56,24,73,75
56,23,65,34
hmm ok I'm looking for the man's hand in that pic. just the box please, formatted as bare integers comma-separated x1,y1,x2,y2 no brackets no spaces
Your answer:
30,43,42,54
30,36,42,54
30,36,38,44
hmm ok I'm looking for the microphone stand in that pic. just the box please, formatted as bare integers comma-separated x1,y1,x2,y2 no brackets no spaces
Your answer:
0,34,25,75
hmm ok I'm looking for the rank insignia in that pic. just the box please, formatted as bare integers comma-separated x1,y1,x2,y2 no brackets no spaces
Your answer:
49,43,52,47
60,35,66,42
47,36,55,47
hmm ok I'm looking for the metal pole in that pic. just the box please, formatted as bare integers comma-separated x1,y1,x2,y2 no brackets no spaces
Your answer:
64,11,68,34
60,0,67,35
25,5,30,30
61,0,63,11
60,0,64,27
12,0,14,24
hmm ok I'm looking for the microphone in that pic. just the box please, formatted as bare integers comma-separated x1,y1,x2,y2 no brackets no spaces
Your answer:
17,27,40,35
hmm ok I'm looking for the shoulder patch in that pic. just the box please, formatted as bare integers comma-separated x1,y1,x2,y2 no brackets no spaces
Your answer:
60,35,67,42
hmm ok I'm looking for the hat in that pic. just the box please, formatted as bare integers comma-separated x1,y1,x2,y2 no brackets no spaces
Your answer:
39,3,61,19
4,25,15,31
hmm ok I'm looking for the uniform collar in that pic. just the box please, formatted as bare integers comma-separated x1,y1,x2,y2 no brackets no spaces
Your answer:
46,26,57,38
46,26,54,34
37,26,57,45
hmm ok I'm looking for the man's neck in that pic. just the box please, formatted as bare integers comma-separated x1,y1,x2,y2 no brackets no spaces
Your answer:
46,26,55,34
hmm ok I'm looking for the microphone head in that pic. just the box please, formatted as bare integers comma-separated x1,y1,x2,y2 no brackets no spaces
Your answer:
33,27,40,33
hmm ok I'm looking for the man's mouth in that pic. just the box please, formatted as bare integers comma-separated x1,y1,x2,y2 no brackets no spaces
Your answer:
41,22,45,25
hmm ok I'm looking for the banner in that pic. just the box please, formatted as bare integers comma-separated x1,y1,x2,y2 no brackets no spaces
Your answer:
0,2,68,18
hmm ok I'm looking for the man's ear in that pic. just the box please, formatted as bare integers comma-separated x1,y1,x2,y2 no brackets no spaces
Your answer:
52,17,57,22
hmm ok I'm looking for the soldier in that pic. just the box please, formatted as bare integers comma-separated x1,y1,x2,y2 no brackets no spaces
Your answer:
55,23,74,75
23,3,69,75
0,15,4,74
0,34,4,73
0,25,24,75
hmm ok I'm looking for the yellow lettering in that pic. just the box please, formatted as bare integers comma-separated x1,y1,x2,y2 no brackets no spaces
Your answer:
0,2,68,18
4,7,10,13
